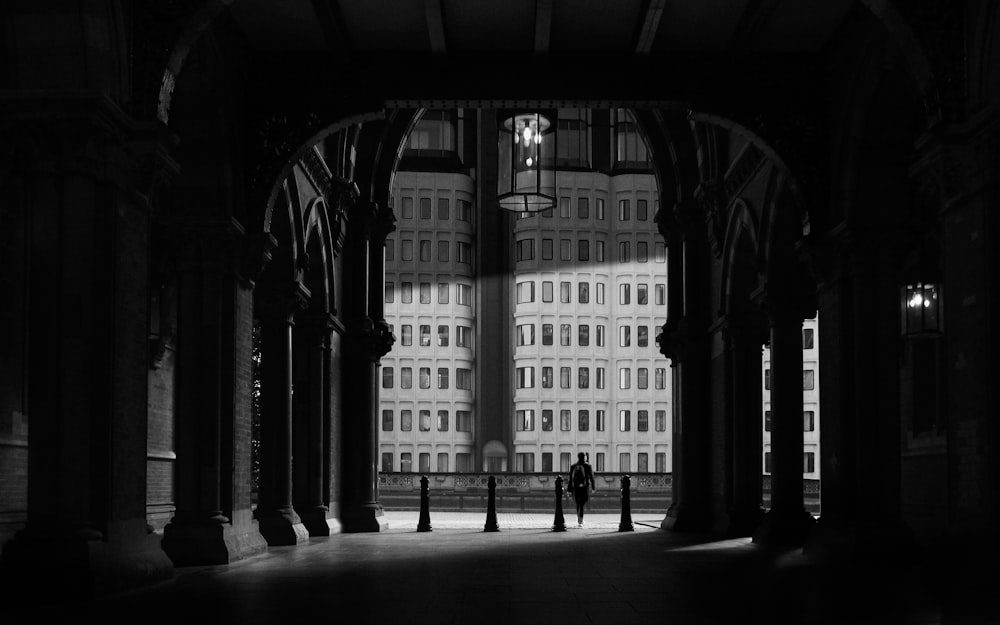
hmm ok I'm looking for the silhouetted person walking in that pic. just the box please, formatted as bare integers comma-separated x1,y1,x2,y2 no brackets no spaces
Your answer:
569,452,596,526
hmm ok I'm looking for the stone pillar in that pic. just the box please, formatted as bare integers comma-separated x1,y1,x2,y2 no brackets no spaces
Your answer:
803,230,914,560
724,320,768,537
0,96,176,600
657,208,712,532
752,287,816,547
293,314,340,535
160,221,270,565
340,201,394,532
254,283,310,545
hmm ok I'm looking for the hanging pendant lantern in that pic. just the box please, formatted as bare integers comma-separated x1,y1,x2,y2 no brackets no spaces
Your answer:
497,110,556,212
902,281,941,336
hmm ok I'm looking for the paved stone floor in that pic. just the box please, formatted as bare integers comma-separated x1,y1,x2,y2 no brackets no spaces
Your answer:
6,511,999,624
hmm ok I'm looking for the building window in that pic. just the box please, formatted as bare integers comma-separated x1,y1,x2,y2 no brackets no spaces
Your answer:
618,241,630,263
542,324,553,345
804,452,816,474
578,197,590,219
560,196,571,218
579,367,589,388
542,409,553,431
619,410,631,431
619,199,630,221
560,366,571,389
419,410,431,431
803,370,815,390
596,241,605,262
418,283,430,304
386,241,394,262
638,325,648,347
596,410,606,432
419,367,430,389
401,452,412,473
438,283,449,304
402,197,414,219
516,238,535,261
419,452,431,473
637,199,648,221
619,452,631,472
542,452,553,472
437,197,450,220
764,452,771,473
438,367,449,389
596,324,605,346
655,283,665,306
457,284,472,306
655,410,667,432
438,240,449,262
515,453,535,473
401,282,413,304
578,282,589,303
620,325,631,347
638,453,649,473
637,241,648,263
638,409,649,431
516,367,535,388
764,369,770,390
382,452,393,472
579,409,590,431
438,325,449,346
402,240,413,261
560,410,572,431
560,453,571,473
401,410,412,431
438,410,449,431
558,239,570,261
382,367,393,388
437,452,449,473
419,197,432,219
620,368,631,389
765,410,772,432
655,242,666,262
578,240,590,262
542,366,553,388
381,409,393,432
655,453,666,472
620,283,630,305
578,324,589,346
385,282,394,303
542,238,553,260
400,367,413,389
420,240,431,262
803,328,814,349
560,281,571,303
456,453,471,471
457,242,471,264
560,324,572,346
516,281,535,303
517,324,535,346
597,198,605,220
420,324,431,346
655,368,666,389
457,326,471,347
516,409,535,431
638,368,648,389
596,367,605,389
457,199,471,222
804,410,815,432
457,411,472,432
637,284,648,305
540,280,553,302
457,368,472,390
596,282,605,304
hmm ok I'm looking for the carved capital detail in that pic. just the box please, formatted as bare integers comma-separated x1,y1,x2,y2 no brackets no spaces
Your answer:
349,318,395,361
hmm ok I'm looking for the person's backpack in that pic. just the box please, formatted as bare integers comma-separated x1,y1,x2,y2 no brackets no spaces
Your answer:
572,463,587,488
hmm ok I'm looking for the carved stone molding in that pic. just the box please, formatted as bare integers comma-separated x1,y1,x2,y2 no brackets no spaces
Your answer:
348,317,395,362
255,281,311,323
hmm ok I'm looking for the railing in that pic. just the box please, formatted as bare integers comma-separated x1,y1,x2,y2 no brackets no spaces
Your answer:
379,472,672,492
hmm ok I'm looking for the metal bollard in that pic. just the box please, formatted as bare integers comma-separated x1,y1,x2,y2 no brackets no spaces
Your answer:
417,475,432,532
618,474,634,532
552,476,567,532
484,475,500,532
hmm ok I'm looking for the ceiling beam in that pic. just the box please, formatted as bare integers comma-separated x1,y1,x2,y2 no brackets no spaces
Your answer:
635,0,666,55
534,0,553,54
424,0,448,55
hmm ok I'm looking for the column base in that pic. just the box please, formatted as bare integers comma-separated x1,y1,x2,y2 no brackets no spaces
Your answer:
162,516,268,566
341,502,388,533
660,502,711,532
298,506,342,537
803,515,918,565
752,507,816,548
255,508,310,546
2,519,174,605
725,503,766,538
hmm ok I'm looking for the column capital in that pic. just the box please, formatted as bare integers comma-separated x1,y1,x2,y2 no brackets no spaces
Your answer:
657,318,704,363
349,318,395,361
256,281,311,323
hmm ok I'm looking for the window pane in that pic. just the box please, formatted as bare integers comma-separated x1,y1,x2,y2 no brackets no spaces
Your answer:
560,239,571,261
401,410,412,431
382,367,393,388
560,281,571,303
438,367,449,389
419,197,431,219
578,282,589,303
381,409,393,431
560,410,571,431
560,324,571,346
438,197,449,220
438,410,449,431
438,240,449,262
542,281,553,302
420,283,431,304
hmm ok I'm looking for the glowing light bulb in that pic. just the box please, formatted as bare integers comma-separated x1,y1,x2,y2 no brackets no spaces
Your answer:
525,157,534,167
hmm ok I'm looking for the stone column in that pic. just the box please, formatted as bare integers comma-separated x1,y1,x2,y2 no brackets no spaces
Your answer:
254,283,310,545
1,95,175,600
724,319,768,536
752,287,816,547
293,314,340,535
161,221,271,565
340,201,394,532
657,207,712,532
